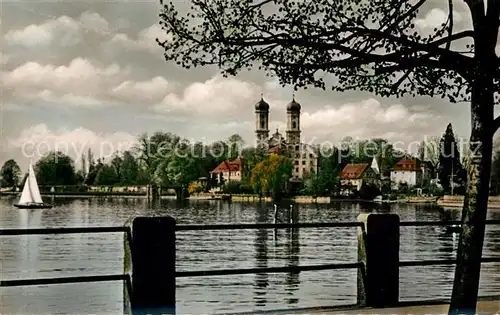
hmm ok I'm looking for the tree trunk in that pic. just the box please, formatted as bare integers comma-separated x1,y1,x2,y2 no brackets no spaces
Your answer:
448,66,494,314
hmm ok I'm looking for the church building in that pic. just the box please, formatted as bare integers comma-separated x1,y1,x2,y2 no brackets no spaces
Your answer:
254,96,318,180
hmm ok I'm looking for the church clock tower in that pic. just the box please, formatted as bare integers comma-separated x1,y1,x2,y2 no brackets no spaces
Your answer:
286,96,301,145
255,96,270,149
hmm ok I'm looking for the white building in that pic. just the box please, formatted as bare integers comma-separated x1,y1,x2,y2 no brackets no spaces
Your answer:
390,159,425,188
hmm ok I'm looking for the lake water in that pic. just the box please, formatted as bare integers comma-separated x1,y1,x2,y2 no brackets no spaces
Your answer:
0,196,499,315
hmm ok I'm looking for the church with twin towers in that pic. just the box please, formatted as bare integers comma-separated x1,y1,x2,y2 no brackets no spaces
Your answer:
254,95,318,180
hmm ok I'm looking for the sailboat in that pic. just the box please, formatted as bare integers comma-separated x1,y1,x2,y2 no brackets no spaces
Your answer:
13,163,52,209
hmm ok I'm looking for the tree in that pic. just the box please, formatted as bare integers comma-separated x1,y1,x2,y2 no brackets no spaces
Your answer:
241,147,266,184
120,151,139,185
75,170,85,185
250,154,292,201
135,131,182,185
94,164,119,186
0,159,21,188
438,123,465,194
85,158,103,186
158,1,500,312
227,134,245,160
35,151,77,186
314,145,341,196
418,136,441,178
110,154,123,180
81,153,87,178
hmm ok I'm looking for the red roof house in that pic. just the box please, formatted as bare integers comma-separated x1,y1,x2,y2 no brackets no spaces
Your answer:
339,163,379,195
209,157,244,182
339,163,371,179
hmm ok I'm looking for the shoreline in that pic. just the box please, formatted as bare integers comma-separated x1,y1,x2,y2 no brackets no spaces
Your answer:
0,192,425,205
3,191,500,208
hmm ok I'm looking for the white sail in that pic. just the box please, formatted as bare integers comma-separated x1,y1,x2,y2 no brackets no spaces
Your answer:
28,164,43,204
18,174,33,204
17,163,43,205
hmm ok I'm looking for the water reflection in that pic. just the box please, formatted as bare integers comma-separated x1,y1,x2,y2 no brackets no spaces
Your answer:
254,203,268,307
0,197,498,315
285,204,300,305
18,209,41,278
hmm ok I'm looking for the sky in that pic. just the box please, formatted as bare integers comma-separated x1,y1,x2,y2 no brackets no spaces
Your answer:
1,0,499,172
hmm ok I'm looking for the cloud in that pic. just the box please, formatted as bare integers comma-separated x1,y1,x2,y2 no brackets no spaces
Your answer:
153,75,262,115
4,16,82,47
78,11,110,33
299,98,448,145
2,103,28,112
415,8,462,29
2,58,131,107
7,124,137,169
4,11,113,49
111,76,170,104
110,24,171,54
0,52,9,65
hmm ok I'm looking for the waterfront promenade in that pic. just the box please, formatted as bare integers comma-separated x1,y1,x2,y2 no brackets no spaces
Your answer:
310,300,499,314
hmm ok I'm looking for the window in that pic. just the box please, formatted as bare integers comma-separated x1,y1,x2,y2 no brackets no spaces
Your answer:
260,120,265,129
295,160,299,165
296,153,300,158
295,167,299,172
309,154,313,158
302,161,305,165
295,145,299,150
303,168,306,173
292,121,297,129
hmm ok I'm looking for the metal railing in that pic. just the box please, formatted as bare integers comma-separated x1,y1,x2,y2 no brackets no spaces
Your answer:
0,218,499,313
0,226,133,294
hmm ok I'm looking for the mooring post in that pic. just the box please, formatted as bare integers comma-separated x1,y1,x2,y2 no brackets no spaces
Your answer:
357,213,400,308
129,216,176,315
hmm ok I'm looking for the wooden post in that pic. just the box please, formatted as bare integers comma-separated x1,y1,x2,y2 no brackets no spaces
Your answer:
129,216,176,315
123,218,133,315
357,213,400,308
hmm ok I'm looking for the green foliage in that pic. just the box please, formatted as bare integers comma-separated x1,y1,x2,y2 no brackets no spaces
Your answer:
120,151,139,185
398,182,410,194
438,123,465,194
241,147,266,183
75,170,85,184
110,154,123,179
223,181,253,194
85,158,103,185
301,171,318,196
95,164,119,186
301,147,341,196
35,151,77,186
0,159,21,188
227,134,245,160
250,154,292,200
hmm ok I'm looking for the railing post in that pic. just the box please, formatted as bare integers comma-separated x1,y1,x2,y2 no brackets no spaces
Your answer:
123,218,134,315
357,213,399,308
130,216,176,315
